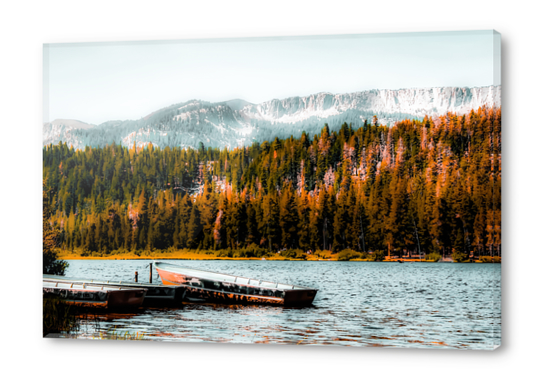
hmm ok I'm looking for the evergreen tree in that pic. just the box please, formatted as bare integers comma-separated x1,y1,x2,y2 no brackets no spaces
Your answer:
42,107,501,257
279,184,299,249
43,184,68,274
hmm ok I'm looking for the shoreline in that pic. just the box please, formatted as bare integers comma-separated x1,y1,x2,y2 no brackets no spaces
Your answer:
57,250,317,261
56,252,499,263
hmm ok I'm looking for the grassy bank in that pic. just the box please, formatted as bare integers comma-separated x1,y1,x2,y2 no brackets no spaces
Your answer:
56,248,501,263
57,248,320,261
57,247,358,261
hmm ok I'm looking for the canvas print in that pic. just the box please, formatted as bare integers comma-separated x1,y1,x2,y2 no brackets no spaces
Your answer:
43,31,501,349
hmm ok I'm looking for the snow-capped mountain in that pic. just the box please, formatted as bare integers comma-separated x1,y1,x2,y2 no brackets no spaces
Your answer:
243,86,500,123
43,119,96,148
43,85,501,150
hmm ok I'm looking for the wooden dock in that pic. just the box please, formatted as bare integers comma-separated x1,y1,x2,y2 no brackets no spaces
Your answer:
43,275,186,307
43,280,147,309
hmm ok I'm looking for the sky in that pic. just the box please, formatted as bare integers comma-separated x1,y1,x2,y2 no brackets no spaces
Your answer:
43,30,500,125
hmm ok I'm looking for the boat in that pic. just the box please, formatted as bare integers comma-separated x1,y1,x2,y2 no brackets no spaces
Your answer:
154,261,318,306
43,279,147,309
43,275,185,306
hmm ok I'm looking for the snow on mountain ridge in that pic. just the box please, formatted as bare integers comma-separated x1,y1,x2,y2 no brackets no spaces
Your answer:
44,85,500,150
241,86,501,124
43,119,96,150
223,99,253,111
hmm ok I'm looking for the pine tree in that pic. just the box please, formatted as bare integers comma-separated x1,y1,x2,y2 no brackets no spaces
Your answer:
186,203,202,249
199,181,218,248
297,192,311,251
43,184,68,274
332,189,348,251
279,183,299,249
42,107,501,257
262,192,280,251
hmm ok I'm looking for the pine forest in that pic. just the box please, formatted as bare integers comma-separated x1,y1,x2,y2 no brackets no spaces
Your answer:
43,107,501,262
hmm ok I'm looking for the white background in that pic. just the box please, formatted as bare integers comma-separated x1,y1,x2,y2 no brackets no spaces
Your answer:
0,1,540,378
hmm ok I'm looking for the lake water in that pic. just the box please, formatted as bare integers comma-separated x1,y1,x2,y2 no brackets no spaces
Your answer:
59,260,501,349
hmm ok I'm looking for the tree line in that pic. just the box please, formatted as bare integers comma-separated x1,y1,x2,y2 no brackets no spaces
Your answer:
43,106,501,260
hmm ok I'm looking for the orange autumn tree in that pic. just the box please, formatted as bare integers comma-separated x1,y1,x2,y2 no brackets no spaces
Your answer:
43,107,501,260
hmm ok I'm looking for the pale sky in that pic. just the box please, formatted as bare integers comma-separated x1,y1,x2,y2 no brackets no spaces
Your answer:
43,30,500,125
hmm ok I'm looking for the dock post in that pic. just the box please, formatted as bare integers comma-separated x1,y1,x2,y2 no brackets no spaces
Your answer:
135,271,138,283
149,263,153,284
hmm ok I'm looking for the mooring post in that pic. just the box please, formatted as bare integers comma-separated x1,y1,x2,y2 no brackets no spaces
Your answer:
135,271,138,283
149,262,153,284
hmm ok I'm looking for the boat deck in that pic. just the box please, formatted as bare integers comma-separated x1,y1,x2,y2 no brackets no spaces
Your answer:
154,262,310,290
154,261,318,306
43,280,147,309
43,275,184,303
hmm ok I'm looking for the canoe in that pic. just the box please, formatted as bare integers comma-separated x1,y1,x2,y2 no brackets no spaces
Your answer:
154,261,318,306
43,275,185,305
43,280,146,309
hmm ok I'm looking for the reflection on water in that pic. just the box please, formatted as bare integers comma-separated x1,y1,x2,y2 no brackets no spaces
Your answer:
60,260,501,349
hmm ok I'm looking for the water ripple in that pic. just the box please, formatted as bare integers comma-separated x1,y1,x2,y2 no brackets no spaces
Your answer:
62,260,501,349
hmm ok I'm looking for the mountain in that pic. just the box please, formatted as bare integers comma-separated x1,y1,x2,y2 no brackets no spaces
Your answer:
43,85,501,150
43,119,96,148
222,99,254,111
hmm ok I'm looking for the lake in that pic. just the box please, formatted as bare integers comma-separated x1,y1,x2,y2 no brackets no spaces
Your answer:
59,260,501,349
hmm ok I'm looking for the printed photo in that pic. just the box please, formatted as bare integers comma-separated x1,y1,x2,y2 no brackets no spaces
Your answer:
43,31,501,349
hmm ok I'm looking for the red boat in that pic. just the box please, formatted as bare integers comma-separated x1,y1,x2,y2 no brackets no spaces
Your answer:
43,280,147,309
154,261,318,306
44,275,185,306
